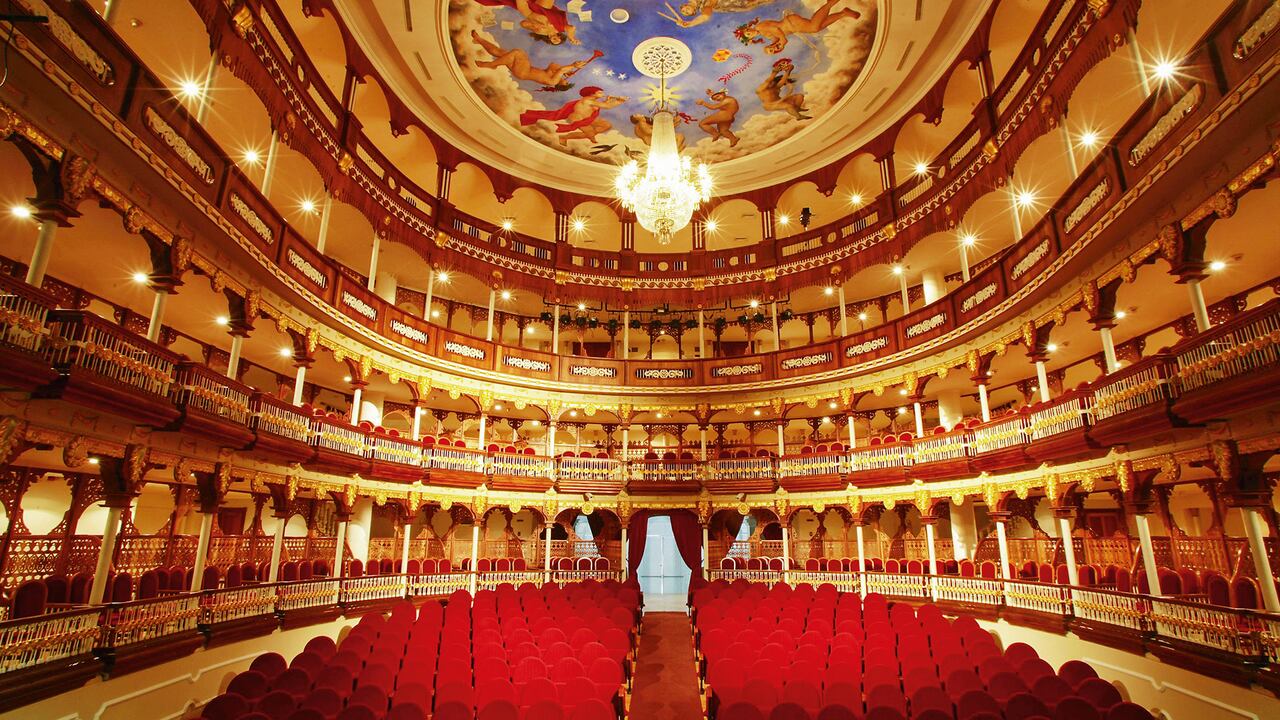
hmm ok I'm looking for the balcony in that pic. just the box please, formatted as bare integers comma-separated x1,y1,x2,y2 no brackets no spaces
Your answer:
1024,390,1100,463
171,362,256,448
555,456,623,495
0,273,58,392
1089,353,1183,447
487,452,553,493
247,393,315,463
908,430,974,481
628,460,702,495
705,457,777,495
424,446,488,489
1172,298,1280,424
307,415,371,475
366,431,425,483
778,453,848,492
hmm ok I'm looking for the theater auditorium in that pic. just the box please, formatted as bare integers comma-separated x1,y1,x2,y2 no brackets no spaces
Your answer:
0,1,1277,719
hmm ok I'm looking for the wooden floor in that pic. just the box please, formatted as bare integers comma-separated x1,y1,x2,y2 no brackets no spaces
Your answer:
628,613,704,720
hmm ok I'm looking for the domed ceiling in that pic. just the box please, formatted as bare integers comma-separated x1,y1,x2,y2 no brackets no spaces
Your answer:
338,1,989,195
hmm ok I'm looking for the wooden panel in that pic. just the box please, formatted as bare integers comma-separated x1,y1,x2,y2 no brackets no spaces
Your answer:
496,347,558,379
381,307,433,356
221,172,283,253
898,300,953,349
1003,228,1057,293
332,275,381,333
558,357,625,384
954,263,1007,323
278,228,335,304
839,327,898,366
625,360,701,387
437,330,496,370
775,343,838,379
704,357,772,385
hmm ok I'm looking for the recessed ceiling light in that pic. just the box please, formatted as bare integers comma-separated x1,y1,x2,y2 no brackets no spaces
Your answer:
705,218,718,232
1015,190,1036,208
1209,260,1226,271
279,347,293,358
300,199,317,214
569,410,578,417
828,402,837,409
132,271,149,284
431,310,440,318
501,219,513,231
777,214,790,226
215,315,229,326
914,162,929,176
1047,343,1058,352
88,457,100,465
242,149,261,165
526,326,535,334
753,409,761,416
1115,310,1127,319
858,312,868,321
571,217,586,232
891,265,903,276
898,407,906,414
961,233,977,246
9,205,30,219
577,302,586,311
436,271,450,283
179,79,202,98
898,388,908,396
342,375,352,382
495,404,503,411
1152,59,1178,80
500,290,512,300
849,192,863,206
655,412,663,418
749,299,760,308
824,286,834,296
1078,130,1100,148
821,416,830,423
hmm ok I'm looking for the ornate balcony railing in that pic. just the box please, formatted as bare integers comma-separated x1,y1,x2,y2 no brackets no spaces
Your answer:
1027,392,1091,441
46,310,177,398
711,457,775,481
311,416,369,457
971,414,1028,454
633,460,700,484
850,442,912,472
778,453,847,478
368,433,423,466
490,452,552,479
0,605,100,673
175,362,253,426
910,431,973,465
251,394,314,444
0,272,53,354
427,447,487,474
557,456,621,483
1175,299,1280,392
1091,355,1175,422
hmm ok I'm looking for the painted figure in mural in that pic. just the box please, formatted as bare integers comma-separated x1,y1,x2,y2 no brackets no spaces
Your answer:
756,58,809,120
471,31,603,91
734,0,861,54
658,0,781,29
696,88,741,146
520,87,630,144
630,113,689,152
475,0,581,45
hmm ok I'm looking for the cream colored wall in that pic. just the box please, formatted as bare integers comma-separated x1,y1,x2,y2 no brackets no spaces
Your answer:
978,619,1280,719
21,476,72,535
1,616,361,720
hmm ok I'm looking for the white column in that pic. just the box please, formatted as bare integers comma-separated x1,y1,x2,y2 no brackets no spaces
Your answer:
898,272,910,312
468,524,480,595
959,242,971,283
366,234,381,291
622,527,629,580
698,309,707,358
995,519,1012,580
1134,514,1163,596
1128,30,1151,96
623,310,630,359
401,522,412,573
1057,516,1079,586
837,286,848,336
226,335,244,379
1241,508,1280,612
978,383,991,422
291,364,307,406
702,525,710,573
89,505,125,605
423,269,435,322
333,520,348,577
194,52,219,123
846,415,857,449
855,523,867,597
547,421,558,458
699,426,708,461
925,522,938,599
551,304,560,354
937,390,963,431
543,523,553,583
348,498,373,564
950,503,977,560
24,219,57,287
1011,202,1024,240
190,511,214,591
770,301,780,352
1035,361,1051,403
1061,124,1079,177
261,130,280,199
913,401,925,437
267,517,286,583
1187,279,1211,332
411,406,423,441
486,289,497,341
781,526,791,580
315,194,333,254
921,269,945,306
478,413,488,449
1099,326,1119,374
350,386,363,425
776,422,785,457
146,290,169,343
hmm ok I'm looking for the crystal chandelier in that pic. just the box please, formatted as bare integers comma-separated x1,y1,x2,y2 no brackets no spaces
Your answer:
615,39,712,245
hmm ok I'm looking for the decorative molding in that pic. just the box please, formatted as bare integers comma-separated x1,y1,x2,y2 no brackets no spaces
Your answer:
229,193,273,244
22,0,114,85
340,291,377,321
444,340,487,361
781,352,834,371
710,363,764,378
1064,180,1110,233
1130,85,1203,165
1011,239,1051,280
388,319,427,344
568,365,617,378
503,356,551,373
845,336,889,358
905,312,947,339
960,282,999,314
143,107,214,184
634,367,694,380
1235,0,1280,60
285,248,327,289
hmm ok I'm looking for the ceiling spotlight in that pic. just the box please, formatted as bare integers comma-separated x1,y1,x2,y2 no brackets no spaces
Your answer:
501,218,514,231
132,271,149,285
571,217,586,232
824,286,834,296
215,315,229,326
705,218,718,232
279,347,293,358
1046,343,1058,353
500,290,512,301
526,326,535,334
342,375,352,382
898,388,908,396
569,410,578,417
88,457,100,465
495,404,503,411
300,199,317,214
1078,130,1100,148
1209,260,1226,271
1015,190,1036,208
1115,310,1127,319
777,214,790,226
858,312,868,321
577,302,586,311
9,205,31,219
821,416,830,423
655,412,664,418
531,420,541,426
179,79,202,98
1152,59,1178,81
242,149,261,165
431,310,440,318
961,233,977,247
828,401,838,409
849,192,864,206
749,299,760,309
914,162,929,176
891,265,903,276
436,271,450,283
898,407,906,415
753,409,761,416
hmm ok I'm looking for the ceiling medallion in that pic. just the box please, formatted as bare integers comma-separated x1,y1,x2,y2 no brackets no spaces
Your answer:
615,37,711,245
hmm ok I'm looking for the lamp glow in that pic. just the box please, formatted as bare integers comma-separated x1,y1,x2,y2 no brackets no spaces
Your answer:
704,218,718,232
9,205,31,219
1078,130,1100,148
961,233,977,246
279,347,293,358
179,79,202,98
300,199,317,214
824,287,834,296
500,290,512,301
749,299,760,309
849,192,864,206
1210,260,1226,271
501,219,514,231
614,110,711,245
132,271,149,285
436,271,450,283
215,316,229,326
777,214,790,226
891,265,903,276
242,149,261,165
1152,59,1178,80
914,162,929,176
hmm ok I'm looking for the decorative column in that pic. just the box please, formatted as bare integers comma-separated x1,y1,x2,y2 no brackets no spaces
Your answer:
702,524,710,573
261,130,280,198
1133,513,1162,596
923,516,939,600
950,501,977,560
543,523,553,583
1186,280,1211,332
912,400,925,437
315,194,334,253
89,499,129,605
621,526,629,580
423,268,436,322
1240,507,1280,611
837,285,848,336
469,523,481,595
290,346,312,406
486,288,498,341
1055,507,1080,586
349,381,365,425
25,216,61,287
854,521,867,597
781,525,791,580
921,269,945,306
846,414,857,449
411,405,424,441
267,508,287,583
145,285,172,344
366,233,381,292
959,238,972,282
1099,326,1119,374
896,267,910,312
552,304,560,354
189,510,215,591
775,421,786,457
771,301,780,352
698,309,707,358
977,384,991,422
400,519,413,573
332,514,349,577
991,512,1012,580
478,412,488,449
623,310,630,359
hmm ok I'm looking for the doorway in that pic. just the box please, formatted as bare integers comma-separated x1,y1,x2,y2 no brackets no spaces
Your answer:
636,515,693,600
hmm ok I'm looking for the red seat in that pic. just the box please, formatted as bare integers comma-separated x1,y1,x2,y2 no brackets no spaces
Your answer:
227,670,270,700
201,693,250,720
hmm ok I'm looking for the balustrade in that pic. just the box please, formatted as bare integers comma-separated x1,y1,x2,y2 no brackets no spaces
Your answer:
711,457,775,481
1149,597,1264,658
556,456,620,483
0,606,100,673
340,575,407,605
971,414,1027,454
910,431,973,465
201,584,276,625
176,362,253,425
0,273,54,354
1003,578,1070,615
100,594,201,649
1091,355,1175,422
1175,299,1280,391
490,452,551,479
252,394,314,443
276,578,341,612
849,443,912,471
428,447,486,474
46,310,177,397
633,460,699,484
368,433,423,466
312,416,369,457
778,453,847,478
1027,393,1091,441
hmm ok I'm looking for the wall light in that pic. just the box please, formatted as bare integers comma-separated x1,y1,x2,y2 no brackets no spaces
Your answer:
178,79,202,98
1152,59,1179,81
824,286,834,296
891,265,903,276
1209,260,1226,271
749,299,760,309
961,233,977,247
1078,130,1100,148
914,162,930,176
436,271,450,283
431,310,440,318
571,217,586,232
342,375,352,382
215,315,229,326
500,290,512,301
753,409,761,416
300,199,317,214
9,205,31,219
777,214,790,226
1015,190,1036,208
279,347,293,358
858,312,868,321
828,401,837,409
577,302,587,311
501,218,514,231
1046,343,1058,352
242,149,261,165
132,271,150,285
849,192,864,206
1115,310,1127,319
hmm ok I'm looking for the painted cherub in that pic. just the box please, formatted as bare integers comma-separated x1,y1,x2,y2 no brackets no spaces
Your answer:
520,86,629,144
756,58,809,120
735,0,860,54
475,0,581,45
696,88,741,146
630,113,688,152
471,30,602,91
658,0,780,28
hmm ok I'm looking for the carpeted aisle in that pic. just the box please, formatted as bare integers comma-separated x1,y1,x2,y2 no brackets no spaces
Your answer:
628,612,704,720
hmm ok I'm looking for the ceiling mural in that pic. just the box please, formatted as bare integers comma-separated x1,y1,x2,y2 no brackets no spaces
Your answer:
447,0,878,167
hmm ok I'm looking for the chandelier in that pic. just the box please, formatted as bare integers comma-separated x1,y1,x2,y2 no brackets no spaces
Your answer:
615,38,712,245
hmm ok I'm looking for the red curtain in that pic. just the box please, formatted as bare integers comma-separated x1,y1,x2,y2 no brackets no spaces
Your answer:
627,509,704,581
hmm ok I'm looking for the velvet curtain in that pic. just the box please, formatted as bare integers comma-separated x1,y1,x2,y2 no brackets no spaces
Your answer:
627,509,704,581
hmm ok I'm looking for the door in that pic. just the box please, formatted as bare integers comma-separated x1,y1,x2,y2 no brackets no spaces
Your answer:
636,516,692,597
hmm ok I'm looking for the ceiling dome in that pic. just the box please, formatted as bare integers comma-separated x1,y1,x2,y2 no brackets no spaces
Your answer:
337,0,987,195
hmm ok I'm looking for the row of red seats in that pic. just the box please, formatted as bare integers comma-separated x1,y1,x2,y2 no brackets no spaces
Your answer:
201,579,640,720
691,580,1154,720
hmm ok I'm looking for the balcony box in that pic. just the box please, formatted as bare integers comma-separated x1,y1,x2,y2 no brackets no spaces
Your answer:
1170,299,1280,425
306,415,372,475
0,274,59,392
1088,353,1185,447
247,393,317,464
170,362,256,448
1023,389,1103,464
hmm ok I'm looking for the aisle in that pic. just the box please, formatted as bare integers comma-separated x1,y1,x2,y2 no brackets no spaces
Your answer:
628,612,704,720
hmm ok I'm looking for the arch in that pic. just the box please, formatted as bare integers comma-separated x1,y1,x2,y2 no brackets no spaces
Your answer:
505,186,557,241
568,200,622,252
703,198,764,250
